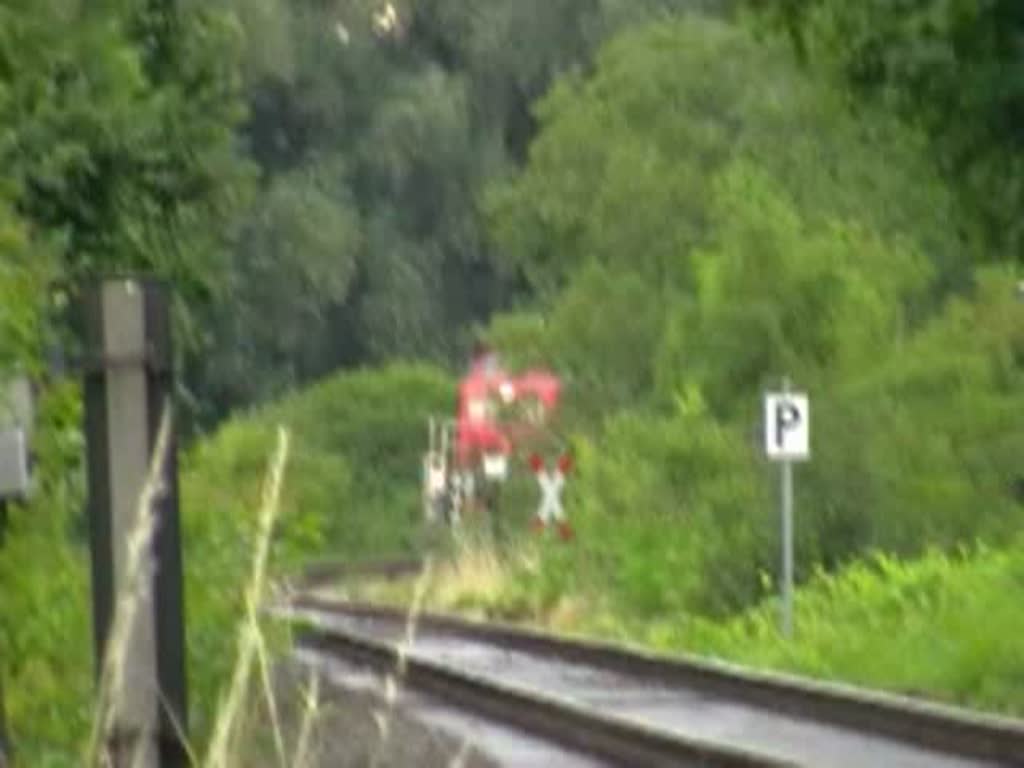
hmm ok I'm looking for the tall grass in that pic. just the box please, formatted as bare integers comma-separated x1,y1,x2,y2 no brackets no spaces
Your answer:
204,426,291,768
83,424,339,767
290,670,320,768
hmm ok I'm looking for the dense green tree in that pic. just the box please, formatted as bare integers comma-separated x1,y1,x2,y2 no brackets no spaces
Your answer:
0,0,252,443
487,16,960,403
0,1,249,293
0,200,52,375
484,14,1024,614
747,0,1024,264
660,162,932,417
193,162,361,418
189,0,732,418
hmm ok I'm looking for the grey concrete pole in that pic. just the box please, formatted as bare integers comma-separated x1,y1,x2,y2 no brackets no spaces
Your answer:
82,278,187,767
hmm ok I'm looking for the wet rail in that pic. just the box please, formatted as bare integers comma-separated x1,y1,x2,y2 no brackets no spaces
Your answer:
289,607,791,767
283,596,1024,767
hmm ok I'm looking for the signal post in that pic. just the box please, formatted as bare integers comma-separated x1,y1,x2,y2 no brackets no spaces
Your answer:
82,278,187,767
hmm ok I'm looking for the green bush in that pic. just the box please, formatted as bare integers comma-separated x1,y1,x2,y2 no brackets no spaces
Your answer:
181,418,341,746
0,383,90,767
0,524,92,767
182,361,453,745
263,362,455,556
535,399,773,618
679,542,1024,716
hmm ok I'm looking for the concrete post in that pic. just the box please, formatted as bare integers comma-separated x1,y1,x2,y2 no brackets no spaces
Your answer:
82,278,187,767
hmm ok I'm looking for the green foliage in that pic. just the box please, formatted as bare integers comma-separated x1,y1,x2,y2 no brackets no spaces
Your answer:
486,15,958,300
483,311,554,371
195,162,362,415
801,268,1024,564
0,384,90,766
0,0,252,435
192,0,736,419
659,161,932,417
748,0,1024,265
484,16,960,440
264,362,456,554
0,3,251,755
182,361,453,744
0,523,91,767
566,405,772,616
182,420,338,745
481,12,1024,631
546,263,667,420
0,200,54,375
0,1,249,290
680,542,1024,716
1,360,452,762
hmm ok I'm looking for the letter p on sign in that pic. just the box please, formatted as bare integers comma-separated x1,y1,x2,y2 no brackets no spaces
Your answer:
764,393,809,461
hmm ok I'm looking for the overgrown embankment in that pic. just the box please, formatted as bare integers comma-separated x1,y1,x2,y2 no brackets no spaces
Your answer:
0,363,453,764
396,538,1024,719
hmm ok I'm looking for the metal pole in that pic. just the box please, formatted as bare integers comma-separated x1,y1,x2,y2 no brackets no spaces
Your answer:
82,278,188,767
780,376,794,638
781,455,794,638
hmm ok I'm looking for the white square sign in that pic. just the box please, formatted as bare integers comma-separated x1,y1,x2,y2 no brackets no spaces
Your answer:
764,393,809,461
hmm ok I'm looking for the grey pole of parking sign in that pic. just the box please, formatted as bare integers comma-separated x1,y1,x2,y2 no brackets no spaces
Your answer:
764,379,809,638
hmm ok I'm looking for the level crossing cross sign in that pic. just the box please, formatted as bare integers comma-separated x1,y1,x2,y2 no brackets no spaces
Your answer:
764,392,810,462
528,454,573,536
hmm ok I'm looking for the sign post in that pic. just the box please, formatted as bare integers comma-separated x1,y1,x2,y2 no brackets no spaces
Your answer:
82,279,188,767
764,378,809,638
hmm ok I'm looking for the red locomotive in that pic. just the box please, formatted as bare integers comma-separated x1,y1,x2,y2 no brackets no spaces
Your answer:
455,345,561,469
423,343,567,530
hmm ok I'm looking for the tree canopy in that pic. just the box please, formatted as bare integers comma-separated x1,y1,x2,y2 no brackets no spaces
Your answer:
484,14,1024,614
748,0,1024,265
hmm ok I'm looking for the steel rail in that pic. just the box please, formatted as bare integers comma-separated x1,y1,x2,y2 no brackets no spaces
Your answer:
288,596,1024,766
295,620,794,768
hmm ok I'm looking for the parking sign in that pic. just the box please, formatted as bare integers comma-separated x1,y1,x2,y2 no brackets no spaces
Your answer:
764,392,809,461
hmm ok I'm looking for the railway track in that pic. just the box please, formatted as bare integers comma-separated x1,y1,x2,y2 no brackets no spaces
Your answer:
281,595,1024,768
294,556,426,589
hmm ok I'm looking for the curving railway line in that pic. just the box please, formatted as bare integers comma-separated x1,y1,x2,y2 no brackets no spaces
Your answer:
278,590,1024,767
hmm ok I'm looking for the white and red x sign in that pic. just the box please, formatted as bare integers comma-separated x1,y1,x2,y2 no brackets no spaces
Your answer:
528,453,573,540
